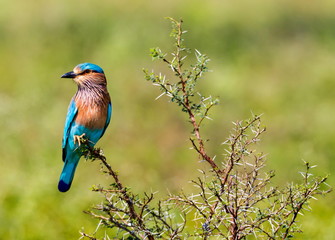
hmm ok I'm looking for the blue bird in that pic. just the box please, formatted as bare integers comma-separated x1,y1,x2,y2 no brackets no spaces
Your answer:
58,63,112,192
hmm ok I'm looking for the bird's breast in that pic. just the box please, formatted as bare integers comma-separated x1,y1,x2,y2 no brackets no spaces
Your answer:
75,101,108,129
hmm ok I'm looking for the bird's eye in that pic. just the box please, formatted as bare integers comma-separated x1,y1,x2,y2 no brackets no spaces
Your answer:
83,69,91,74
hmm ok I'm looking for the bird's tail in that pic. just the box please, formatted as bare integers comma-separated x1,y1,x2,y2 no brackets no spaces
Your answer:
58,160,79,192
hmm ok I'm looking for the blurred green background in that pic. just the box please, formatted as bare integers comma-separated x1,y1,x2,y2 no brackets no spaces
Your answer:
1,0,335,239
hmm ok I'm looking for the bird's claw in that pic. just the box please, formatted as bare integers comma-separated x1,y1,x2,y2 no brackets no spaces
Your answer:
73,133,86,146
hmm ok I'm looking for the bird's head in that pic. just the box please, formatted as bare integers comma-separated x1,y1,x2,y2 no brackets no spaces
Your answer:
61,63,106,87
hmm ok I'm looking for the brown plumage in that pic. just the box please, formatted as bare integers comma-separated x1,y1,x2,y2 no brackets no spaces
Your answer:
74,72,111,129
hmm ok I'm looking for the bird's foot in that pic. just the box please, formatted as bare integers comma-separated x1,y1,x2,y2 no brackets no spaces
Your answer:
73,133,86,146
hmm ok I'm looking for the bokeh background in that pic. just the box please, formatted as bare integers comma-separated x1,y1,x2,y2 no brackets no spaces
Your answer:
1,0,334,239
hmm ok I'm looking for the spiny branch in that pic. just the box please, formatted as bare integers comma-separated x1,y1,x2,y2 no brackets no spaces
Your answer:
82,17,331,240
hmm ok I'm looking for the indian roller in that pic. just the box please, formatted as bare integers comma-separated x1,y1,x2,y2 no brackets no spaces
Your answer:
58,63,112,192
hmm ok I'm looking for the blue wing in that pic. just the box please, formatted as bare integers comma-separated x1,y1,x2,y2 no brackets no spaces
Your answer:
100,102,112,138
62,99,78,161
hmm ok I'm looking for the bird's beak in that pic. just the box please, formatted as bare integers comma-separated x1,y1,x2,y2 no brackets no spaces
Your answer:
61,71,77,78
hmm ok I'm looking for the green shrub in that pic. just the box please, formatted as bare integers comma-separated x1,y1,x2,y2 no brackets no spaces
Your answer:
80,18,330,240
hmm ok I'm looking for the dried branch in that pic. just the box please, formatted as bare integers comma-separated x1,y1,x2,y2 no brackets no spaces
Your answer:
81,18,331,240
